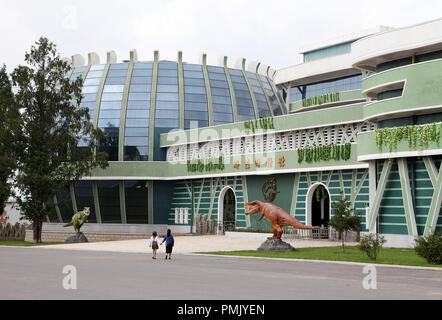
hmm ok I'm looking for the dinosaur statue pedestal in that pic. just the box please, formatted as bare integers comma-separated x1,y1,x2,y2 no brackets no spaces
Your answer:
257,239,295,252
65,232,88,244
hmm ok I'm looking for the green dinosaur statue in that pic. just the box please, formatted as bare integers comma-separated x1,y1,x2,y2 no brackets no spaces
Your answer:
63,207,90,233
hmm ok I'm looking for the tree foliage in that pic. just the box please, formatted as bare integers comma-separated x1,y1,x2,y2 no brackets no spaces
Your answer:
414,233,442,264
358,233,387,260
329,192,360,253
10,37,108,242
0,65,20,213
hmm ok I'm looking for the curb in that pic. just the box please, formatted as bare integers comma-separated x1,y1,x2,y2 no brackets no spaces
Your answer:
187,253,442,272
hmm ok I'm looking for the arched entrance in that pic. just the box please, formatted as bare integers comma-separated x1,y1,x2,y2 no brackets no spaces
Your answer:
217,186,236,234
306,183,330,229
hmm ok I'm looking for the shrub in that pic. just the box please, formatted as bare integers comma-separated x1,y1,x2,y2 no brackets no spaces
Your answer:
414,233,442,265
358,234,386,260
329,192,361,253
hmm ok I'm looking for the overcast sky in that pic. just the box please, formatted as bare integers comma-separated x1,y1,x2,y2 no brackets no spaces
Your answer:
1,0,442,73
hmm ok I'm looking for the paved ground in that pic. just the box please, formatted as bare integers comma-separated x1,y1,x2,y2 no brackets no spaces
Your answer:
1,246,441,300
30,235,357,254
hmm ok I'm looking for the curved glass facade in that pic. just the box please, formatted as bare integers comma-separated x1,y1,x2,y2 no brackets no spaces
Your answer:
71,59,283,162
183,64,209,129
124,62,152,161
246,71,272,118
262,75,283,116
208,66,234,125
229,68,256,121
98,63,129,161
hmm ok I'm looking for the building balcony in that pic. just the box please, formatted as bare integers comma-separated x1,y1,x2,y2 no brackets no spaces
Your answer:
357,130,442,161
289,90,366,113
361,59,442,122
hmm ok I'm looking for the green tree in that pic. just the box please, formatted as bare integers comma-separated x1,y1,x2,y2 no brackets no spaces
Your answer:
11,37,108,243
0,65,20,214
329,191,361,253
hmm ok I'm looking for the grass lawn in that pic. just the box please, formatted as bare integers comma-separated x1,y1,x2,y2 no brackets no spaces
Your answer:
0,240,63,247
199,246,442,268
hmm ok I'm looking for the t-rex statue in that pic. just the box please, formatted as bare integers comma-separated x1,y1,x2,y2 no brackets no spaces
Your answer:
63,207,90,233
245,200,318,240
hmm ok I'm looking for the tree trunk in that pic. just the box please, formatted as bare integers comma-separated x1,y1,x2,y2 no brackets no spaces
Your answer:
33,216,43,243
341,231,346,253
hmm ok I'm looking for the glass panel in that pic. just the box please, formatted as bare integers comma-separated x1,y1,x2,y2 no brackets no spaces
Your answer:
125,137,149,145
97,180,121,223
183,64,203,71
124,146,148,161
133,63,153,69
56,185,73,223
74,181,97,223
125,180,148,224
132,69,153,77
157,93,179,101
107,69,128,77
127,100,150,109
157,84,179,93
289,74,362,103
155,118,178,127
105,77,127,85
158,69,177,77
109,63,129,70
103,85,125,93
125,127,149,136
89,64,105,71
130,84,152,92
128,92,151,100
131,77,152,84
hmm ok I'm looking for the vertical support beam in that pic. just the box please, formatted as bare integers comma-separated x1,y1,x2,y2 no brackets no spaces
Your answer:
352,169,369,205
306,172,312,188
397,158,418,238
326,170,333,187
119,181,127,224
290,173,300,216
350,169,357,206
93,51,114,129
368,160,377,205
255,62,274,117
242,176,250,227
70,183,78,213
423,156,438,186
240,58,259,119
201,53,214,126
177,51,185,130
148,51,159,161
148,180,154,224
423,157,442,236
284,84,291,114
368,159,393,233
118,50,136,161
267,66,286,114
222,56,238,122
338,170,345,197
53,195,63,223
92,181,101,223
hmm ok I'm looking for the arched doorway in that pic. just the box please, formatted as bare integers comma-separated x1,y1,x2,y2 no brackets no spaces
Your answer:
217,187,236,233
306,183,330,229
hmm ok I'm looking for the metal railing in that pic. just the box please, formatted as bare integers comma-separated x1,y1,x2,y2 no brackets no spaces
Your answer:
283,226,330,240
